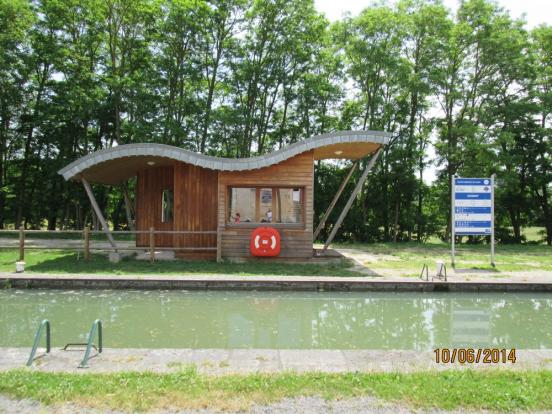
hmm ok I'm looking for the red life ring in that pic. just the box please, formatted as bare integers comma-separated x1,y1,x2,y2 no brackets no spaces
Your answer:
250,227,281,257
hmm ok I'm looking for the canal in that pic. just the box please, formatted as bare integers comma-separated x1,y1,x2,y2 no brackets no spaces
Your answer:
1,289,551,350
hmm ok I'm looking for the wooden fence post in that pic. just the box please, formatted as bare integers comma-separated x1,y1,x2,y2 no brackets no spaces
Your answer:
19,226,25,261
84,226,90,261
216,226,222,263
149,227,155,263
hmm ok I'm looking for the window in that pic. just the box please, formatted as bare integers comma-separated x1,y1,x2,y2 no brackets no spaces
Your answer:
228,188,256,223
228,187,303,225
260,188,273,223
274,188,302,224
161,189,173,223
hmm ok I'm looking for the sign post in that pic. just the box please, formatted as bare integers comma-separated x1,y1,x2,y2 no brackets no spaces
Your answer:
490,173,495,266
451,176,456,267
452,176,495,267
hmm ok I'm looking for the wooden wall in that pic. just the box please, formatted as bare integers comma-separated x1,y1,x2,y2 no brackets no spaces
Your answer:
136,152,314,260
135,164,218,256
136,166,174,247
218,151,314,259
173,163,218,259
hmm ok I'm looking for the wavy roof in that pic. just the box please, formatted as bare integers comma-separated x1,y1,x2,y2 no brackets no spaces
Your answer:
59,130,390,185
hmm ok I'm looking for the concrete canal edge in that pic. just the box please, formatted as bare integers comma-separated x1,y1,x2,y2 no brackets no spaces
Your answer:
1,273,552,292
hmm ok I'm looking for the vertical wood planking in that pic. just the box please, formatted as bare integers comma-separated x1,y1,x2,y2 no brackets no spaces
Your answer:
173,163,218,257
135,166,174,247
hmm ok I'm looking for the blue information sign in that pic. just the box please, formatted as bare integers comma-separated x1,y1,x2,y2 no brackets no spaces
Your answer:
451,176,495,265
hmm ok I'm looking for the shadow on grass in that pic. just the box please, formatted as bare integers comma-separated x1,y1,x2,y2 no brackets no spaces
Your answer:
27,253,364,277
453,267,499,274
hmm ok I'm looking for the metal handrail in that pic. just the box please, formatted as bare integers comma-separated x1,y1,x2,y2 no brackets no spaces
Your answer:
26,319,51,366
419,264,429,281
78,319,103,368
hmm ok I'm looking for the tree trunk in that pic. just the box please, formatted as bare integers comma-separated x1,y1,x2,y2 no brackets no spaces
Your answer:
393,200,400,243
15,66,49,227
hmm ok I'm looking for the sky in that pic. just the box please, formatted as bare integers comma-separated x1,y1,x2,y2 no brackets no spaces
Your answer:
313,0,552,183
314,0,552,27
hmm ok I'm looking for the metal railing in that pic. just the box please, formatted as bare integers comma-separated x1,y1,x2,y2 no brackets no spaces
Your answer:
26,319,51,366
78,319,103,368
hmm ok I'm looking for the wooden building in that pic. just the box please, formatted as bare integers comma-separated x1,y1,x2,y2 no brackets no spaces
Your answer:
59,131,390,261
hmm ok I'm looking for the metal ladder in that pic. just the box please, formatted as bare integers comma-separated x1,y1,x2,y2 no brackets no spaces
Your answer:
27,319,103,368
419,262,448,281
78,319,102,368
26,319,51,366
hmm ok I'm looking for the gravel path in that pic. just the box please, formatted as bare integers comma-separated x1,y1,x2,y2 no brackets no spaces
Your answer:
0,394,526,414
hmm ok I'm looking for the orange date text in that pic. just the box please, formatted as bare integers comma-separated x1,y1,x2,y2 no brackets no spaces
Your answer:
433,348,516,364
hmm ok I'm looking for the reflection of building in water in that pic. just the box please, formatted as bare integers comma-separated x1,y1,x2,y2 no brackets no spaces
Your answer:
227,311,305,348
451,307,491,347
227,297,318,348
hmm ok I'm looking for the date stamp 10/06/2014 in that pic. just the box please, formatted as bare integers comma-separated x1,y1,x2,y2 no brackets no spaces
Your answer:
434,348,517,364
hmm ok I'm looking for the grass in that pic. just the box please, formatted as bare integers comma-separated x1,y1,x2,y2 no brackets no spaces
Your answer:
0,249,360,277
1,229,550,277
1,369,551,412
332,241,552,275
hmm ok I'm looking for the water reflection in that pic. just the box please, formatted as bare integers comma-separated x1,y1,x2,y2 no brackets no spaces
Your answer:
1,290,551,350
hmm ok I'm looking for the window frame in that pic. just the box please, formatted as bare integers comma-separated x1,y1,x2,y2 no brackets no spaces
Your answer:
226,185,306,229
161,189,174,223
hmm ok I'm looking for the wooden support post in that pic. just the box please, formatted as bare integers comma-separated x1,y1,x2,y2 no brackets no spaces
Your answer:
83,226,90,261
323,148,382,252
216,226,222,263
19,226,24,261
313,162,358,241
81,177,117,251
120,182,135,231
149,227,155,263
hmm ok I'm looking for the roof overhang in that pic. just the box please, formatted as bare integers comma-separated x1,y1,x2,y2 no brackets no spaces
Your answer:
58,130,390,185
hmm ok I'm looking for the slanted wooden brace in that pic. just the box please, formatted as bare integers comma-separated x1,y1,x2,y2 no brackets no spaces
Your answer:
322,148,382,252
313,161,358,241
81,176,117,251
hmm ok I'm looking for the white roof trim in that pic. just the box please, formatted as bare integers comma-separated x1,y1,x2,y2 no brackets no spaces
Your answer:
58,130,390,181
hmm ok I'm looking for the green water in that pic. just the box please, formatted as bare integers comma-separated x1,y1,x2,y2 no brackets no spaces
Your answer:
1,289,551,350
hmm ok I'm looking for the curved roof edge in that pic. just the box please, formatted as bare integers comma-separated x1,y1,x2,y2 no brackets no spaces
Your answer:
58,130,390,181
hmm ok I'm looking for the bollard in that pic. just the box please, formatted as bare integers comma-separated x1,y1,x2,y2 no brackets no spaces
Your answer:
149,227,155,263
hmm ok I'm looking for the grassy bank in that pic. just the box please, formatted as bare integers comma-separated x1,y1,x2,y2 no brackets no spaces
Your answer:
1,369,551,412
1,239,550,277
0,249,360,277
333,241,552,275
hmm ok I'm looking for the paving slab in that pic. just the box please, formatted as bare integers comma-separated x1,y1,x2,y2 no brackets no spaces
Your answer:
279,349,350,373
2,348,551,375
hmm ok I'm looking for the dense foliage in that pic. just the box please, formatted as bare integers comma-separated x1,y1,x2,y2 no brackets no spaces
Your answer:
0,0,550,244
